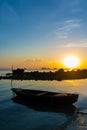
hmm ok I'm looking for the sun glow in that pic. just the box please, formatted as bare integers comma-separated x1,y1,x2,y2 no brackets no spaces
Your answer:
63,55,80,69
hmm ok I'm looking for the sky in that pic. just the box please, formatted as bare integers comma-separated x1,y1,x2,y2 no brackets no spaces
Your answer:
0,0,87,69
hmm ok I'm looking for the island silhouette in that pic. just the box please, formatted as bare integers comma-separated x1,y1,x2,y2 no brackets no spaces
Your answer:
0,68,87,81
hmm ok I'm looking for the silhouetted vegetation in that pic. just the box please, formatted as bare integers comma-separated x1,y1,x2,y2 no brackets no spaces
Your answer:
1,68,87,80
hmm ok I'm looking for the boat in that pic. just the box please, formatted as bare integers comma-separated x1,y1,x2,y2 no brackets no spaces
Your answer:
11,88,79,105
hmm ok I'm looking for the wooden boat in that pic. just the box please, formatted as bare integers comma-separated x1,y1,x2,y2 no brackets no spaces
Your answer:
11,88,79,105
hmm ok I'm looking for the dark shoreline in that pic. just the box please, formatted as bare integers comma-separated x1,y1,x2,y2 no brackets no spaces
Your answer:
1,68,87,81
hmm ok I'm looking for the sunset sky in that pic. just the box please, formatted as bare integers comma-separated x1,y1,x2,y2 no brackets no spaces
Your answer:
0,0,87,69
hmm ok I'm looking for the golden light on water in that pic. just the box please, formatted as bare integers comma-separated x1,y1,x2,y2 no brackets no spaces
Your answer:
62,55,80,69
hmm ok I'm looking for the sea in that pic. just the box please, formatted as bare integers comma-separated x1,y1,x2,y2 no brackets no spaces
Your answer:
0,69,87,130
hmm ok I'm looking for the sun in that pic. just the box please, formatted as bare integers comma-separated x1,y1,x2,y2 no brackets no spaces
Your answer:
62,55,80,69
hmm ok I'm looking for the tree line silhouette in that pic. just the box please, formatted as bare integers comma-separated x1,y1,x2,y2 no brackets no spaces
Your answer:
1,68,87,80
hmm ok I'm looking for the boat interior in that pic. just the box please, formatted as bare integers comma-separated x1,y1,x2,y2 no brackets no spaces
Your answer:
20,89,70,96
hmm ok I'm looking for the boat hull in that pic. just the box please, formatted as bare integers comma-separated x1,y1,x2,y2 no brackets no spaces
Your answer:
11,88,79,105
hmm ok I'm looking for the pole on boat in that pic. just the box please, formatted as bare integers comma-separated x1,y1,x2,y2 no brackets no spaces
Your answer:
11,65,13,89
11,79,13,88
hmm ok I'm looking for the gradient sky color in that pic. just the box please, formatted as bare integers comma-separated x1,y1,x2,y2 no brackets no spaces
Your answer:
0,0,87,69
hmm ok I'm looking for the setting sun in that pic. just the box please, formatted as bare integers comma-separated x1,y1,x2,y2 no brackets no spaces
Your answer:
62,55,80,69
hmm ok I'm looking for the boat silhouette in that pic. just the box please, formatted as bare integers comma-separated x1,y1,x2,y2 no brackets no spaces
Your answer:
11,88,79,105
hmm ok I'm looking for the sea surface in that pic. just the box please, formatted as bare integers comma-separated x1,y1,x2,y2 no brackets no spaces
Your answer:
0,70,87,130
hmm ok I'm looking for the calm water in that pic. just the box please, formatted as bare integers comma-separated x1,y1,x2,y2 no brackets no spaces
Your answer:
1,70,87,130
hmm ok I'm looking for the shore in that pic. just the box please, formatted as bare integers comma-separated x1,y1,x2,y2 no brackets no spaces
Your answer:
0,68,87,81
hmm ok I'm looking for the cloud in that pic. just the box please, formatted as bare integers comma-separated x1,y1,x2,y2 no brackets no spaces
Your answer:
16,58,58,69
65,0,83,11
55,0,83,16
56,19,81,39
70,0,83,13
69,0,82,7
59,42,87,47
65,43,87,47
6,3,17,18
71,8,82,13
1,1,18,22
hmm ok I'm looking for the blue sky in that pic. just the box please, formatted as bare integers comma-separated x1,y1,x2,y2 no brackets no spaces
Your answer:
0,0,87,68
